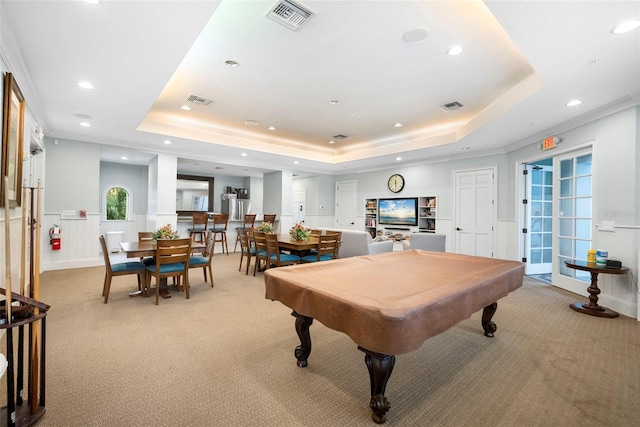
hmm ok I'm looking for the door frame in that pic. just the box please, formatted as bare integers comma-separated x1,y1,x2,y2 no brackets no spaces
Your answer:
515,139,594,286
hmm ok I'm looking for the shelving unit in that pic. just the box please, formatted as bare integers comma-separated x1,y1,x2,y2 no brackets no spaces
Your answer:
364,196,437,236
418,196,437,233
364,198,378,238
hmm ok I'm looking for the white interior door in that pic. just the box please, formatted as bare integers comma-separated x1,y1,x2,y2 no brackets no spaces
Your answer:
292,190,306,224
454,168,496,257
336,181,357,229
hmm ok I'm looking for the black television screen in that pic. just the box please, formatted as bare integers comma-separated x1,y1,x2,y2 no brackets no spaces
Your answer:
378,197,418,226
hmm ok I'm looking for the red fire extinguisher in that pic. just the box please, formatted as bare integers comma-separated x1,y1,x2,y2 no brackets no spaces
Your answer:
49,225,62,250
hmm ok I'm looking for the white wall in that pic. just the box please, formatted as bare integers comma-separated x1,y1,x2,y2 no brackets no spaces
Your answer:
508,106,639,317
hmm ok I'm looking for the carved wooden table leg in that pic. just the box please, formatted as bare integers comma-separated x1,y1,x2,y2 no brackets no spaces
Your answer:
291,311,313,367
481,302,498,337
358,346,396,424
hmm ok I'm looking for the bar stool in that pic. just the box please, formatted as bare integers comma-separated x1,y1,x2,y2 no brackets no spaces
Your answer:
234,214,257,252
210,213,229,255
188,213,209,243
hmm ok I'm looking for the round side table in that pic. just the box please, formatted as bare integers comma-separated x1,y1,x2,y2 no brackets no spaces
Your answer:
564,260,628,318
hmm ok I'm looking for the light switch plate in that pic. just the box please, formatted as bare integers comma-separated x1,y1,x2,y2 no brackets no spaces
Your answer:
600,221,615,231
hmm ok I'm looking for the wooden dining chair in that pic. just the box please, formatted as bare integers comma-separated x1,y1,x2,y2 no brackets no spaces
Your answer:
234,213,257,252
252,231,269,276
99,235,146,304
138,231,154,264
210,213,229,255
188,231,215,287
263,214,277,228
265,232,301,268
188,213,209,243
324,230,342,258
145,238,192,305
300,234,339,263
238,229,256,275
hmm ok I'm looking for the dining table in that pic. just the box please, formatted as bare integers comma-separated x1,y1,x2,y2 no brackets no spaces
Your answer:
119,240,205,297
275,234,320,254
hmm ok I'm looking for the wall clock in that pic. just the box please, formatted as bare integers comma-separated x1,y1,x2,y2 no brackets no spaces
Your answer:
388,174,405,193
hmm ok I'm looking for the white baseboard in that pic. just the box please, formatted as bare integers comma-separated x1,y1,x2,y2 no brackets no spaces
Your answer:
598,294,637,319
43,258,102,271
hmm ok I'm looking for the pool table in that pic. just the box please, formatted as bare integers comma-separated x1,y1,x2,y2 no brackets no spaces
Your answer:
264,249,524,423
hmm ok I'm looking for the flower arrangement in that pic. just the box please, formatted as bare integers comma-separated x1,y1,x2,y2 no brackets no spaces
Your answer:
289,222,309,241
256,221,274,233
151,224,179,240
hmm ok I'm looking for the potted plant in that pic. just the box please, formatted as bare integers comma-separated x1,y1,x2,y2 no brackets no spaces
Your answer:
151,224,179,240
256,221,274,233
289,222,309,241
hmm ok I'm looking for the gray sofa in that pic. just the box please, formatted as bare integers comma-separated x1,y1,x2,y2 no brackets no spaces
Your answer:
319,228,394,258
402,233,446,252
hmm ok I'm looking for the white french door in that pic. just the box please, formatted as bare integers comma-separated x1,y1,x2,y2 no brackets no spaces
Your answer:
552,148,593,294
525,164,553,274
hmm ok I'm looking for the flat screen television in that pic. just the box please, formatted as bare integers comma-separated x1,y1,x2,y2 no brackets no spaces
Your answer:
378,197,418,226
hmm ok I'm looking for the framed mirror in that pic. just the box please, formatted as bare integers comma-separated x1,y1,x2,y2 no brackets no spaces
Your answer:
176,174,214,215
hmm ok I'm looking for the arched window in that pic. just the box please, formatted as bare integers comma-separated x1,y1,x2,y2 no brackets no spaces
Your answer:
106,187,129,220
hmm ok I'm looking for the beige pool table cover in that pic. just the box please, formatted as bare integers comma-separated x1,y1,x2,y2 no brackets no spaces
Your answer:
264,250,524,355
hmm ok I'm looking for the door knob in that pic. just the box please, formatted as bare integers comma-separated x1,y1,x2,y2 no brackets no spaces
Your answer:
456,227,462,231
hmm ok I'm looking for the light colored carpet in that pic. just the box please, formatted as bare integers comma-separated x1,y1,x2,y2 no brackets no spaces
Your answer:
2,252,638,426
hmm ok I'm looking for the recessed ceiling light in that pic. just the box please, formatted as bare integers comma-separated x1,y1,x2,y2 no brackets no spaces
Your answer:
121,156,128,160
241,152,248,157
180,105,191,111
245,120,259,126
328,140,335,144
268,126,276,131
293,160,299,165
447,45,463,56
611,20,640,34
78,81,94,90
163,140,171,145
225,60,239,67
566,99,582,107
461,147,471,150
396,157,402,161
330,100,340,105
403,28,428,43
394,122,403,127
80,122,91,127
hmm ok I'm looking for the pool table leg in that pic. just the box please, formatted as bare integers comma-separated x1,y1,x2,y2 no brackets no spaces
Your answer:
482,302,498,337
358,346,396,424
291,311,314,367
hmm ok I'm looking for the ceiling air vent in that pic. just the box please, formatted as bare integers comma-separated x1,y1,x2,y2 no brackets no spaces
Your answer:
332,134,349,140
438,101,464,112
186,95,213,106
266,0,315,31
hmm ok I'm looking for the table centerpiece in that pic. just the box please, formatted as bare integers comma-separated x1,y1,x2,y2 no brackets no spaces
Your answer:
257,221,274,233
289,222,309,241
151,224,179,240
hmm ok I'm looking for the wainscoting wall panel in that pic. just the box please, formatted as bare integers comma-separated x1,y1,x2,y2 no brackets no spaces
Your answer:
41,213,101,271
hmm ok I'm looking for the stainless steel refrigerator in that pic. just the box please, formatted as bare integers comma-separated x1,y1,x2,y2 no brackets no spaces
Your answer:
221,194,251,221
